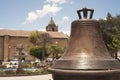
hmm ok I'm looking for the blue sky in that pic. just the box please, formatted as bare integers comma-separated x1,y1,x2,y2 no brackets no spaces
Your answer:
0,0,120,34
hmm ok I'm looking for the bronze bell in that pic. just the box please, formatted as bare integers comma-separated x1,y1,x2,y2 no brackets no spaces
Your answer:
48,8,120,80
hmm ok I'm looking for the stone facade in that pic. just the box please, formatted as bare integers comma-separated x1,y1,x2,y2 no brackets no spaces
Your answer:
0,36,4,61
0,18,68,63
0,30,35,63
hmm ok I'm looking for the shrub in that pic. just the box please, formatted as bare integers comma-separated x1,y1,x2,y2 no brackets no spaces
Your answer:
40,68,49,74
21,63,30,68
25,70,33,74
16,67,25,74
32,69,41,74
0,70,5,74
5,70,15,74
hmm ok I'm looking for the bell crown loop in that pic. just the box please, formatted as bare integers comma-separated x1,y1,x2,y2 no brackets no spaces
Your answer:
77,8,94,19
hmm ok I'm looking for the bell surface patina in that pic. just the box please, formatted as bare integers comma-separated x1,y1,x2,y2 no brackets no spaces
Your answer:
48,8,120,80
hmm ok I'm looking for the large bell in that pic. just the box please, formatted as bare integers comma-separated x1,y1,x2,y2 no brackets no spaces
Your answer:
48,8,120,80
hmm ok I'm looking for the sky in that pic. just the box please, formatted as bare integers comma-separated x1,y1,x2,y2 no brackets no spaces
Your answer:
0,0,120,35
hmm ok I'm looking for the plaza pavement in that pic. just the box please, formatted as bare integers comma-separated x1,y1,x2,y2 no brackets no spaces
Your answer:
0,74,53,80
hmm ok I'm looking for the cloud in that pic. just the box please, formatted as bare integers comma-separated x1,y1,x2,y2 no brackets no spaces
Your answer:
0,28,5,29
62,16,69,21
63,30,70,36
23,4,62,24
96,17,107,20
45,0,67,4
23,0,69,24
60,16,70,24
38,29,46,32
70,1,73,5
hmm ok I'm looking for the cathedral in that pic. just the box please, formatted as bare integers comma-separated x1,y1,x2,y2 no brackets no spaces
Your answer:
0,18,68,64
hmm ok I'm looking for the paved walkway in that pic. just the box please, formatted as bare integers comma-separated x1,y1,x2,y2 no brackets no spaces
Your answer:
0,74,53,80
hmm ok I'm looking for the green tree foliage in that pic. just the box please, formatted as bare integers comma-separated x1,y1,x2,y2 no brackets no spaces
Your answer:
29,46,49,60
48,44,65,60
107,27,120,49
29,31,51,61
99,13,120,57
29,45,65,61
29,31,65,60
29,31,50,46
29,31,43,46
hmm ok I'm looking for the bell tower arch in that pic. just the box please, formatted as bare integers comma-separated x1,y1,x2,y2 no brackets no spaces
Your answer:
46,17,58,32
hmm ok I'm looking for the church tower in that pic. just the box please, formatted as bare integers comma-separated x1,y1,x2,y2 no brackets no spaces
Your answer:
46,17,58,32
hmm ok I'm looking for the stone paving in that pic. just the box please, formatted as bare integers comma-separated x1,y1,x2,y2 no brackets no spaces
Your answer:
0,74,53,80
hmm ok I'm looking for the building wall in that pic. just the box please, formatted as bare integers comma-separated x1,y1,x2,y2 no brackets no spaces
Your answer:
0,36,4,61
9,36,34,61
0,35,68,63
50,38,68,48
0,35,35,62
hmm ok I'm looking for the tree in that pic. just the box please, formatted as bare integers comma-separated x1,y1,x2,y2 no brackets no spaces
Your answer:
99,13,120,58
107,27,120,58
106,12,113,20
29,31,48,46
48,44,65,60
29,31,50,61
29,46,49,61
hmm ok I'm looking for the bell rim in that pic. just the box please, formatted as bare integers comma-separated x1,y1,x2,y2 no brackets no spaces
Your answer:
52,59,120,70
48,67,120,76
